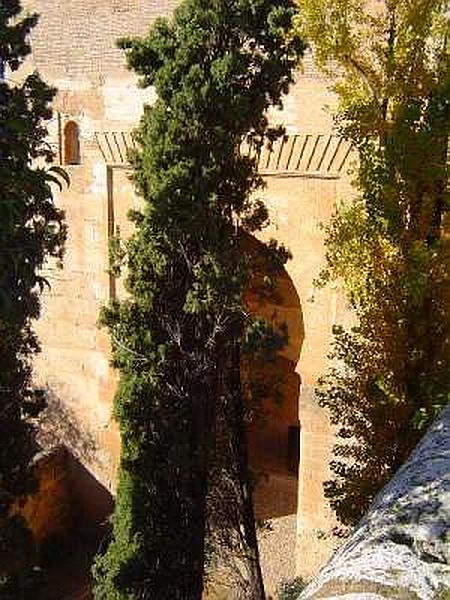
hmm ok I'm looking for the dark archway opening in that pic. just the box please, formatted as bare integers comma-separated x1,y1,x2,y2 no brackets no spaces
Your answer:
63,121,81,165
242,235,304,520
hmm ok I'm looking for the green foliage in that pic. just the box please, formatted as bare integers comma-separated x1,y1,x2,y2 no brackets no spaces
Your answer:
0,0,67,589
93,1,303,599
0,566,44,600
276,576,307,599
298,0,450,525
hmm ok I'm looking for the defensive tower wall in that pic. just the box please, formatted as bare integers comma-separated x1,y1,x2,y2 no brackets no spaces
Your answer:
21,0,355,585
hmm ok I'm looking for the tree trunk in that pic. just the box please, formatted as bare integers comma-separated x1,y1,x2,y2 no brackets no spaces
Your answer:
227,340,266,600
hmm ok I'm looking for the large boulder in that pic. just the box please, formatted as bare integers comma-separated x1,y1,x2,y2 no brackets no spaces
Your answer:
299,405,450,599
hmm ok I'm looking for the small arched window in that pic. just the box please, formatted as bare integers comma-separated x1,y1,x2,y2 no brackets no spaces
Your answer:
64,121,81,165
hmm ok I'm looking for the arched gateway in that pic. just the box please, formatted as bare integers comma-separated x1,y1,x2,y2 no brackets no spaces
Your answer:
22,0,355,589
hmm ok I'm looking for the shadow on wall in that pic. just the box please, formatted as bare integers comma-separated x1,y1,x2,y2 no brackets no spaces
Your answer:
68,454,114,530
14,444,113,600
242,235,304,520
36,386,98,464
17,446,113,550
34,387,114,531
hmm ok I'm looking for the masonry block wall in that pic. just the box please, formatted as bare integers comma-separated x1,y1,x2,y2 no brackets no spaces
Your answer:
22,0,355,586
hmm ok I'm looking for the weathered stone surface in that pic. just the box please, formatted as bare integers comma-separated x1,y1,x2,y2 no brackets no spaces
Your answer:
15,446,72,545
15,445,113,548
298,405,450,599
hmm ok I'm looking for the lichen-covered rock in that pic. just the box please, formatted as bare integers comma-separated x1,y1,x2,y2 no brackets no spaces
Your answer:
298,405,450,599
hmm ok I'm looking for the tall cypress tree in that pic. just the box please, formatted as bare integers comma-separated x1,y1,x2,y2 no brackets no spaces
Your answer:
93,1,303,598
0,0,67,593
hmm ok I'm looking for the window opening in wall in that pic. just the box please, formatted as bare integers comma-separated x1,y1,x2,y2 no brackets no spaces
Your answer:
64,121,81,165
287,424,300,475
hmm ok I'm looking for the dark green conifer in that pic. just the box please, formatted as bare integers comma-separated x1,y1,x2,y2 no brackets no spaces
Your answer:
0,1,67,594
93,1,303,598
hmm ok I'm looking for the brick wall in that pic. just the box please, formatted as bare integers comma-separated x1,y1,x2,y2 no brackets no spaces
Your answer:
23,0,179,79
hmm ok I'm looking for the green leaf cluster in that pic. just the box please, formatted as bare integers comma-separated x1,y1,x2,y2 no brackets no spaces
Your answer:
298,0,450,525
0,0,67,589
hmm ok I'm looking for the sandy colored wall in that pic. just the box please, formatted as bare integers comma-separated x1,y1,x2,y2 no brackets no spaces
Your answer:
257,172,355,578
15,446,113,552
16,447,73,546
21,0,356,583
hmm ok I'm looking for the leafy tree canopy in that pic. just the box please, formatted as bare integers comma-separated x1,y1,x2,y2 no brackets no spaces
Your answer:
296,0,449,525
0,0,67,592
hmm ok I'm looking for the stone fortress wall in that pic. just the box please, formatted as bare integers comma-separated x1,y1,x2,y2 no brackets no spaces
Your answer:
21,0,355,588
